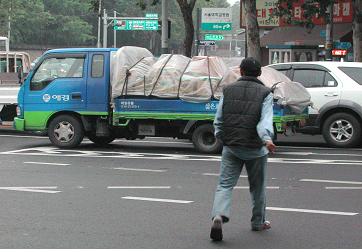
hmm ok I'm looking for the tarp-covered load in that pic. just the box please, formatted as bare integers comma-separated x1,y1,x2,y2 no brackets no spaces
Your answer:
111,47,312,113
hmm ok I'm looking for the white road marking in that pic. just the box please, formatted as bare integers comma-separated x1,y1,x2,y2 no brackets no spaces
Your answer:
325,187,362,190
24,161,70,166
202,173,248,178
0,186,61,194
108,186,171,189
300,179,362,185
113,167,167,173
267,207,358,216
269,158,362,166
235,186,280,189
122,196,193,204
2,147,362,166
0,134,47,139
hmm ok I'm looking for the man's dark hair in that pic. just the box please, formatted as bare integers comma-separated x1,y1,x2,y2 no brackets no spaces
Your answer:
240,57,261,77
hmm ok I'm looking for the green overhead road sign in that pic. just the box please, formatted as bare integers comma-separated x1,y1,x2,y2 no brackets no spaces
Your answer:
201,23,231,31
204,34,224,40
114,19,159,31
201,8,232,31
145,13,158,18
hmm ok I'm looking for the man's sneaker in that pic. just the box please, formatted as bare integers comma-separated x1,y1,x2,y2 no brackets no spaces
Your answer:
210,215,223,241
251,221,271,231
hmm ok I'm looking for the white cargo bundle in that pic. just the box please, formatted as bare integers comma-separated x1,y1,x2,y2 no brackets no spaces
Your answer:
111,47,311,113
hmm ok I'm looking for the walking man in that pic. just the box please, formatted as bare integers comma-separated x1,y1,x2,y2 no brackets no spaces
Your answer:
210,57,276,241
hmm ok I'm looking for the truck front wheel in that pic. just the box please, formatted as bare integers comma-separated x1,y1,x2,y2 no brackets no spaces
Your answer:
48,115,84,148
192,124,222,154
322,112,361,148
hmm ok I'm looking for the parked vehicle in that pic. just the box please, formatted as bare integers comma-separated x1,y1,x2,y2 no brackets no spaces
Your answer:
269,61,362,148
0,51,31,121
14,48,308,153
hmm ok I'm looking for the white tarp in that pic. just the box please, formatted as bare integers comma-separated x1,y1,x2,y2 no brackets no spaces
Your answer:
179,56,228,102
110,47,311,113
111,46,153,98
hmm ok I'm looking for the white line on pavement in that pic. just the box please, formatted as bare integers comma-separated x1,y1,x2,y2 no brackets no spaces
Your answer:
0,134,47,139
300,179,362,185
325,187,362,190
266,207,358,216
24,161,70,166
108,186,171,189
235,186,280,189
122,196,193,204
202,173,248,178
113,167,167,172
0,186,61,194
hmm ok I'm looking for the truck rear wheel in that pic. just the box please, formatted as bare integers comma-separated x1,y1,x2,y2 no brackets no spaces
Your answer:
87,134,115,146
192,124,222,154
48,115,84,148
322,112,361,148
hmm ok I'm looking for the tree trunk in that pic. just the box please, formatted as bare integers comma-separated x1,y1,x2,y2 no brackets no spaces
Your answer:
244,0,261,62
176,0,196,57
353,0,362,62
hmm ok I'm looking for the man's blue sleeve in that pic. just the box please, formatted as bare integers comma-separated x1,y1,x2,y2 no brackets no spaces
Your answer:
213,96,223,137
257,93,274,142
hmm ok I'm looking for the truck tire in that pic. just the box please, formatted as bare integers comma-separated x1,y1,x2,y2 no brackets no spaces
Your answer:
192,124,222,154
48,115,84,148
322,112,361,148
87,134,115,146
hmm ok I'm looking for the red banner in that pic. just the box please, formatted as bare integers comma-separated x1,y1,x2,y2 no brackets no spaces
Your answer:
279,0,353,26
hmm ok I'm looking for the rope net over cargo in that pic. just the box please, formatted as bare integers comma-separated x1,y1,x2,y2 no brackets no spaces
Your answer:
110,46,312,113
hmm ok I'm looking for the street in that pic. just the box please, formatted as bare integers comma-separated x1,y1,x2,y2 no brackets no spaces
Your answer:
0,131,361,249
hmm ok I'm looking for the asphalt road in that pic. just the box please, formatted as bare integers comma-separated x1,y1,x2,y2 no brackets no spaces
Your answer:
0,131,361,249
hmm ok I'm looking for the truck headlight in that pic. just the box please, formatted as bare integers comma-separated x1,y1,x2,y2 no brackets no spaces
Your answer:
16,106,21,116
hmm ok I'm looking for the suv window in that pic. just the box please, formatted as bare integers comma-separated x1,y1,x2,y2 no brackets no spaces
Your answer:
338,67,362,85
292,69,337,88
31,57,84,91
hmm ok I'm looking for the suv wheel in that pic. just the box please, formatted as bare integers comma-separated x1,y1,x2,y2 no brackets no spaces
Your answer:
322,113,361,148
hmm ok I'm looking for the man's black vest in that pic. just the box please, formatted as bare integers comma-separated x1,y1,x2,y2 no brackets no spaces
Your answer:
220,76,271,148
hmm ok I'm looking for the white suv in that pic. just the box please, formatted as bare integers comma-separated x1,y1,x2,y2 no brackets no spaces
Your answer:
269,61,362,148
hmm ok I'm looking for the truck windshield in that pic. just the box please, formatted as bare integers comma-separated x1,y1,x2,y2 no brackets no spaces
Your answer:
31,57,84,90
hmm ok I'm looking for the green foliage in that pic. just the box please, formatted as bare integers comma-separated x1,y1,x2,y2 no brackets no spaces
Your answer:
0,0,230,49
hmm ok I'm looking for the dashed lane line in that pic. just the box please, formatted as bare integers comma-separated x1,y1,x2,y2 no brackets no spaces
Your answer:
325,187,362,190
121,196,193,204
113,167,167,173
266,207,358,216
24,161,70,166
108,186,171,189
0,186,61,194
300,179,362,185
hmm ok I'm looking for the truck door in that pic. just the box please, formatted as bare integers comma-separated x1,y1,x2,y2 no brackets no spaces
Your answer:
86,51,109,113
23,53,87,129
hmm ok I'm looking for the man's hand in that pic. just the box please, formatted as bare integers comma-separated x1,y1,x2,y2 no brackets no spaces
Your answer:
265,140,276,154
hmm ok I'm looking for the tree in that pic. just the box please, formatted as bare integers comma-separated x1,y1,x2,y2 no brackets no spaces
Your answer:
243,0,261,61
275,0,362,62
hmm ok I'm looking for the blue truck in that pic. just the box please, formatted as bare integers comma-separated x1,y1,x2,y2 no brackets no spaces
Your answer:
14,48,307,153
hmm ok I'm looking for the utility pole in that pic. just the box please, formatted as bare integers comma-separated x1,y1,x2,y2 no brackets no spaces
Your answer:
195,8,201,56
6,0,12,72
325,3,334,61
103,9,108,48
96,0,102,48
161,0,169,54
